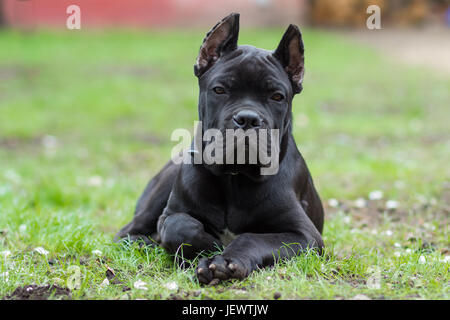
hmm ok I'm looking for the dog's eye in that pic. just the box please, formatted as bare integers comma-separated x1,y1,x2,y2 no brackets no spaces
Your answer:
271,93,284,102
213,87,226,94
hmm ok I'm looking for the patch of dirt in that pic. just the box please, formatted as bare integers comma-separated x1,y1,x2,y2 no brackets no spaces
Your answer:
0,134,61,155
104,266,123,285
0,136,42,150
324,193,448,229
4,284,71,300
167,290,202,300
324,199,390,227
165,284,254,300
0,65,40,81
342,27,450,76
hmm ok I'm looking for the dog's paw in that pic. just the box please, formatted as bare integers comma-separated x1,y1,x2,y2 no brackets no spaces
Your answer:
196,255,249,284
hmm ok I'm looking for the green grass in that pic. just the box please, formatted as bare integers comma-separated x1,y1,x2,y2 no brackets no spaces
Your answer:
0,28,448,300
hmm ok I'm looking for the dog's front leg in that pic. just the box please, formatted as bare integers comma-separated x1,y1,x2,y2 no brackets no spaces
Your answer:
196,230,323,284
157,212,222,260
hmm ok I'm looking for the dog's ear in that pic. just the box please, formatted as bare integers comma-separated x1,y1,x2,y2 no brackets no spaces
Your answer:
194,13,240,77
273,25,305,94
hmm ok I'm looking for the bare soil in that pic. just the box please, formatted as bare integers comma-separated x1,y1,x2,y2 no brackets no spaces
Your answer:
343,27,450,75
4,285,71,300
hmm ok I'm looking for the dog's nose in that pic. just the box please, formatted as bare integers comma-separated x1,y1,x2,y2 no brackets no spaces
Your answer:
232,110,262,129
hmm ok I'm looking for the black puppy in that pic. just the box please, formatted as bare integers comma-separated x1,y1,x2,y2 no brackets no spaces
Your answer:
116,13,324,284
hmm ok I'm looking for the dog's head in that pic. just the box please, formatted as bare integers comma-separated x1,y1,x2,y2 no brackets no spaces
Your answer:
193,13,305,180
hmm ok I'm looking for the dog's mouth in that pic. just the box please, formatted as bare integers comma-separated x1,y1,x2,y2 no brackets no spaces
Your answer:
210,164,266,181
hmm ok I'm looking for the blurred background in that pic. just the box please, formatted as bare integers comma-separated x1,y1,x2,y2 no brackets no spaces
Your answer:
0,0,449,300
0,0,449,199
0,0,448,258
1,0,449,28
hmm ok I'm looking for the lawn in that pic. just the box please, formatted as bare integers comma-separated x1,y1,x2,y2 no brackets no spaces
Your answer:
0,28,448,300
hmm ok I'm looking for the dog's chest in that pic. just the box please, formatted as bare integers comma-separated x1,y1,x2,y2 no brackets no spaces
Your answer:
219,228,238,246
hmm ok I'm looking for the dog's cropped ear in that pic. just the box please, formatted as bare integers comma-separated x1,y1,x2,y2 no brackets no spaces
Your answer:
194,13,240,77
273,25,305,94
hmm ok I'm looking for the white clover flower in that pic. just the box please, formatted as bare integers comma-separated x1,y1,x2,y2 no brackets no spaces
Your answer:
87,175,103,187
423,223,436,231
34,247,49,256
234,290,247,295
133,280,148,290
91,250,102,256
352,294,371,300
1,272,9,283
164,281,178,291
19,224,27,233
100,278,110,287
0,186,9,196
354,198,366,208
1,250,11,258
327,198,339,208
419,256,426,264
386,200,398,210
4,170,21,183
385,230,393,237
369,190,383,200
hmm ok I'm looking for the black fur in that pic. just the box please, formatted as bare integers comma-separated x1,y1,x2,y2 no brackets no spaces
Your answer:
116,13,324,284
